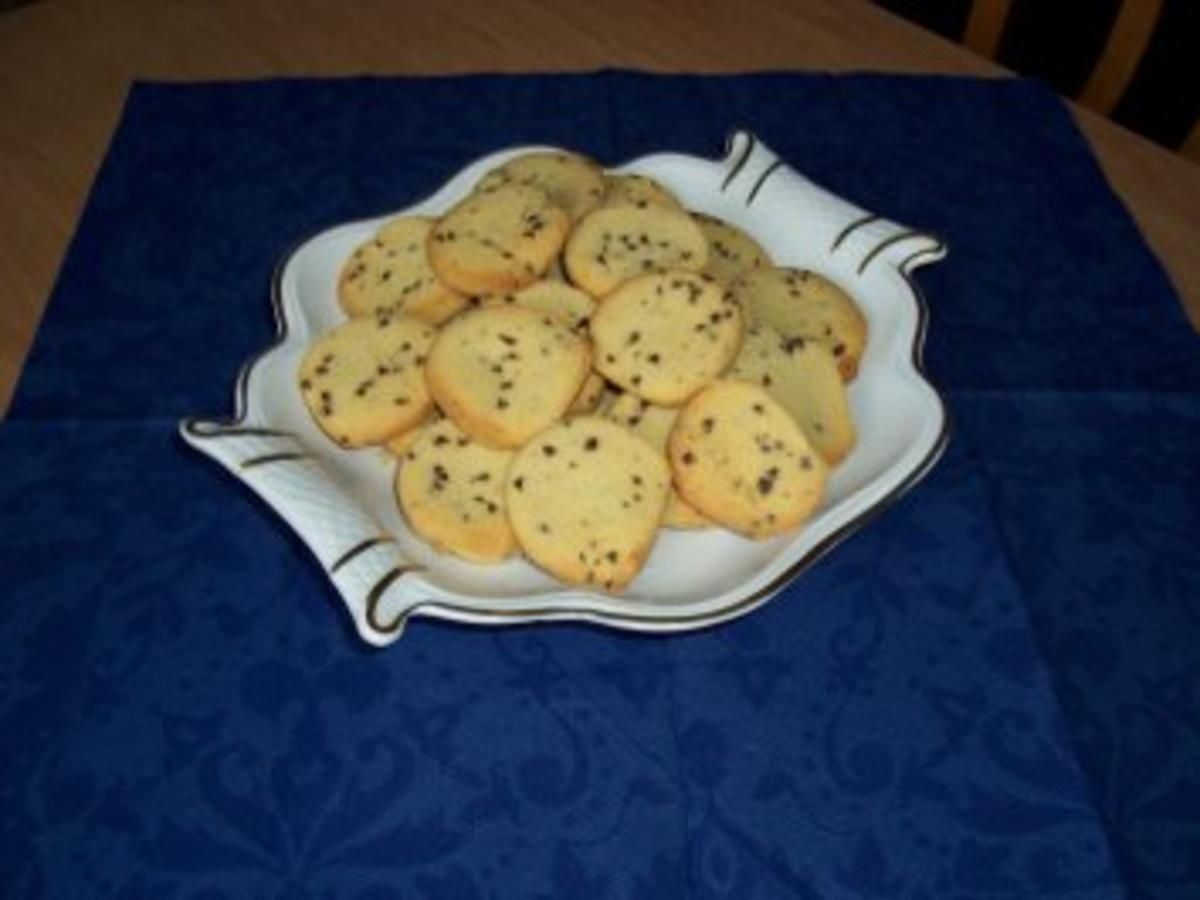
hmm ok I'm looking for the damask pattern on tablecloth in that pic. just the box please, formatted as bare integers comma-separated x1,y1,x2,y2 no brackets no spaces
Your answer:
0,424,1128,898
957,394,1200,900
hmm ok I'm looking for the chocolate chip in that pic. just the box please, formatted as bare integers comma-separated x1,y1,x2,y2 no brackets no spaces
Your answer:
757,467,779,495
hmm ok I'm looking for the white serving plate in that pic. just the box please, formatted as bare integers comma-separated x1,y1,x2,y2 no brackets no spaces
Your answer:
180,131,947,645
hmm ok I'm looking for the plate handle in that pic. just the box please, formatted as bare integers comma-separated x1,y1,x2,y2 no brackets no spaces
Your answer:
178,417,427,646
722,129,946,278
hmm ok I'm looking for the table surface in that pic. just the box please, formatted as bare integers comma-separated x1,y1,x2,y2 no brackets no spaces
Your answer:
2,0,1198,417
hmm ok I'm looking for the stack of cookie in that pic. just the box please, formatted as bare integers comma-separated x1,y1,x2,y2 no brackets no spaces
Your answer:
299,150,866,592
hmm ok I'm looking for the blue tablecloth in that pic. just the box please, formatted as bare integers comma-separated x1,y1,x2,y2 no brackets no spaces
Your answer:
2,73,1197,899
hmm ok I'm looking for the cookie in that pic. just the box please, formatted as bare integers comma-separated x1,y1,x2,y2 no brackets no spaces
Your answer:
727,324,856,465
479,280,597,332
729,268,867,381
604,391,668,438
504,417,671,591
602,173,682,210
564,205,708,297
298,313,437,448
569,371,609,414
395,418,518,563
338,217,466,325
603,392,712,529
426,304,591,448
476,151,606,222
691,212,771,283
428,184,570,295
590,270,742,406
669,381,827,538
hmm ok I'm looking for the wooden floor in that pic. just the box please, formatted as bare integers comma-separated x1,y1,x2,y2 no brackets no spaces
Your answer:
2,0,1197,414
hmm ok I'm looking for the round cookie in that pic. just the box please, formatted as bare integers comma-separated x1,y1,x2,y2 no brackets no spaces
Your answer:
729,268,867,381
478,280,597,333
298,313,437,448
396,418,518,563
602,173,683,210
691,212,772,283
727,323,857,465
564,205,708,297
513,280,597,331
476,151,606,222
669,381,828,539
505,417,671,591
428,184,570,296
338,217,466,325
426,305,591,449
603,393,712,529
590,270,742,406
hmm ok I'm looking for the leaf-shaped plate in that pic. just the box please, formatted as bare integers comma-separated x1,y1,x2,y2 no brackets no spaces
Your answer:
180,131,947,645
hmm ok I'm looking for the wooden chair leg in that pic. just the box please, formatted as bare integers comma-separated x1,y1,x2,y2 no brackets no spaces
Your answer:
1180,119,1200,164
964,0,1013,59
1080,0,1165,115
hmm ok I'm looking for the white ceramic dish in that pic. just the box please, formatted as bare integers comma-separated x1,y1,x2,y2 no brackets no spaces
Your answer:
180,131,947,645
